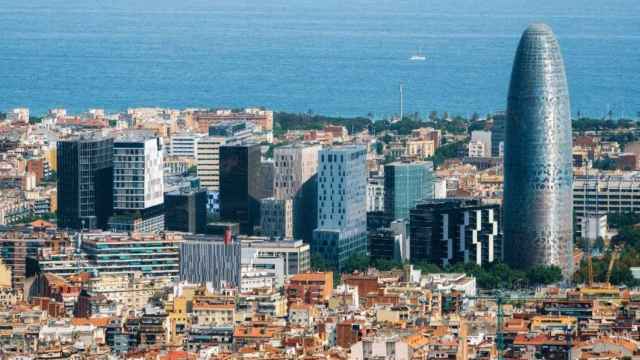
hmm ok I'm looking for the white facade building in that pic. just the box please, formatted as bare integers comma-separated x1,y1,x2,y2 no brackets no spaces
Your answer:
169,133,203,158
110,134,165,232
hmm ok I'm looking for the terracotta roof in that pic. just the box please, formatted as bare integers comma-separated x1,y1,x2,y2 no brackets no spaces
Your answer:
71,317,113,327
31,219,54,228
290,272,331,282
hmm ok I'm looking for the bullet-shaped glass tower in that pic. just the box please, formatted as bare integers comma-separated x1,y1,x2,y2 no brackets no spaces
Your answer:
504,23,573,279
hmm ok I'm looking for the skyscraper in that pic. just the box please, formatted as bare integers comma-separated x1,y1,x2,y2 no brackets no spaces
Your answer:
266,144,320,241
409,199,502,267
219,143,270,234
109,134,165,233
503,23,573,278
57,135,113,230
384,161,434,221
313,145,367,269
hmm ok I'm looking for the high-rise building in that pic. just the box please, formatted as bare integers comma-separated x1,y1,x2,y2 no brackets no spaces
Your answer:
409,199,502,267
196,122,256,193
313,145,368,269
57,135,113,230
196,136,226,193
384,161,434,221
110,134,165,233
164,188,208,233
272,144,320,241
503,24,573,278
219,144,270,235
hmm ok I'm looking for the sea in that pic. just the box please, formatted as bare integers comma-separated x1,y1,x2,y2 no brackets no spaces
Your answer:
0,0,638,118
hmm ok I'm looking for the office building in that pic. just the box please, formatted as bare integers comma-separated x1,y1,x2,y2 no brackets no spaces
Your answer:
259,198,293,239
384,161,434,221
239,236,311,276
368,228,403,262
313,145,368,269
194,108,273,133
367,176,384,212
164,188,208,234
110,134,165,233
81,232,181,280
168,133,202,159
503,24,573,278
219,144,270,235
409,199,502,267
196,136,225,192
196,122,257,193
273,144,320,242
209,120,256,141
573,172,640,219
180,234,242,289
57,135,113,230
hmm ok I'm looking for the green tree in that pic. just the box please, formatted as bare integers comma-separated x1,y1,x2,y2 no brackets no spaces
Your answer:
311,254,332,272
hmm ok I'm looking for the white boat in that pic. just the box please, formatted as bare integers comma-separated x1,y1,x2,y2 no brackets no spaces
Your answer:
409,48,426,61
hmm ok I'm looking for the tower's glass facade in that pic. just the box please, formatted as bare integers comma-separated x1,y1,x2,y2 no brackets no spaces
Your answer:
313,145,367,269
503,24,573,278
384,161,434,221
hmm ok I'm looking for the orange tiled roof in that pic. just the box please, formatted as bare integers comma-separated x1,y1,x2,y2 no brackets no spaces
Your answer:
290,272,330,282
71,317,113,327
31,219,54,228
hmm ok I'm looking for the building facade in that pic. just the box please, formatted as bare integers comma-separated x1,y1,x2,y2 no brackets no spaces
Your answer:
384,161,434,221
57,135,114,230
110,134,165,233
503,24,573,278
180,235,242,289
219,144,270,235
410,199,502,267
273,144,320,242
313,146,368,269
81,232,181,280
164,188,208,234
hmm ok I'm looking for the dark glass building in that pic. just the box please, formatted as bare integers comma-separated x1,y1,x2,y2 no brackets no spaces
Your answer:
409,199,502,267
503,23,573,278
164,189,208,233
219,144,264,234
384,161,434,221
57,135,113,230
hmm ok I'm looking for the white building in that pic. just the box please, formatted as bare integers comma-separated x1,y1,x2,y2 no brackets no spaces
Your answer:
169,133,203,158
468,130,492,158
580,213,608,242
110,133,165,232
239,236,311,276
367,176,385,212
351,335,411,360
433,177,447,199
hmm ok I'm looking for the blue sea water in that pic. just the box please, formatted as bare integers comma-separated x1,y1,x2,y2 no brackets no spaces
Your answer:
0,0,638,118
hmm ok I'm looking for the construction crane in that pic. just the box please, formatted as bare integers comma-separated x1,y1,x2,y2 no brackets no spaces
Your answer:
606,245,623,286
